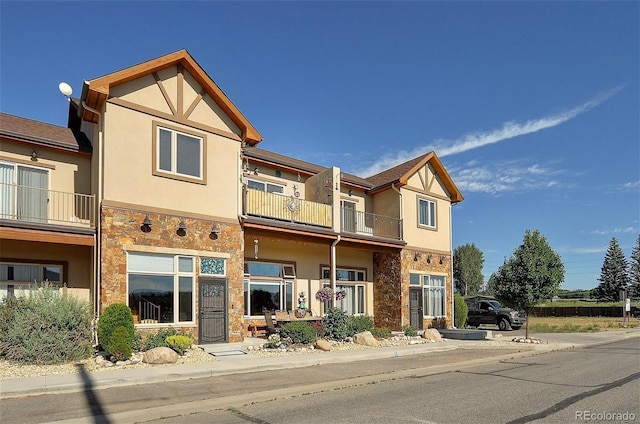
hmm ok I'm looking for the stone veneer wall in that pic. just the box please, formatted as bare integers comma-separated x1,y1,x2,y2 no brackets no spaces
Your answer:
373,251,402,330
400,249,453,329
100,207,245,343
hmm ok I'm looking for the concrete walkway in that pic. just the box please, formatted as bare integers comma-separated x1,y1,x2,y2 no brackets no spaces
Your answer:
1,329,638,400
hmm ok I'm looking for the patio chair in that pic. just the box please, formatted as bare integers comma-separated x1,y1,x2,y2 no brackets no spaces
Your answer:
264,311,281,335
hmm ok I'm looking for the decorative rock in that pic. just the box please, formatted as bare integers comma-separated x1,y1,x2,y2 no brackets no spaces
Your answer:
353,331,378,347
314,339,333,351
143,347,179,364
422,328,443,342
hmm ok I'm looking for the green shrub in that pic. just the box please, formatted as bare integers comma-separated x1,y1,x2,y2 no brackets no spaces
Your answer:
310,320,325,338
322,307,349,341
107,326,133,361
166,335,194,355
281,321,317,344
97,303,135,351
0,284,93,364
131,331,143,352
267,334,281,348
454,294,468,328
346,315,374,336
370,326,392,338
403,324,418,337
142,327,178,351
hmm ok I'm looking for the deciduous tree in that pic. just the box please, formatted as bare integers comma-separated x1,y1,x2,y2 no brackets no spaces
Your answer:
453,243,484,296
591,237,630,302
491,229,565,339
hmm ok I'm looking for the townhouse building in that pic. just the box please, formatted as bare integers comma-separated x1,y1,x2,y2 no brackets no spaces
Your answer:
0,50,463,344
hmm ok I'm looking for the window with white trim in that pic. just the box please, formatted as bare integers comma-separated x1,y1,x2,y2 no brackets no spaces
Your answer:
244,261,294,316
418,198,436,228
410,272,446,317
0,161,49,222
321,267,366,315
156,125,203,180
127,252,195,324
247,178,284,194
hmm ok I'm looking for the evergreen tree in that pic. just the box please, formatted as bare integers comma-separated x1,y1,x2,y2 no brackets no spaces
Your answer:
591,237,630,302
629,234,640,299
453,243,485,296
491,229,565,339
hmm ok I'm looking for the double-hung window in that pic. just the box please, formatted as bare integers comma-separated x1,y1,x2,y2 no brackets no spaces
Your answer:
244,261,294,316
127,252,195,324
321,267,366,315
418,197,436,228
410,272,446,317
154,123,204,183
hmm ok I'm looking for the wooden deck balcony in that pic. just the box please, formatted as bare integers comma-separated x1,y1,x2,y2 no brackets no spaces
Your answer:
244,188,332,228
0,182,95,228
341,207,403,240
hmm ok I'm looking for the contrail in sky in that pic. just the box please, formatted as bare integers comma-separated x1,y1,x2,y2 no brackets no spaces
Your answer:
357,86,622,177
433,86,622,157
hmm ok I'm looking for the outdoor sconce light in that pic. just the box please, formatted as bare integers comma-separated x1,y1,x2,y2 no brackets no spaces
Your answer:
209,224,220,240
253,167,259,175
31,150,38,161
254,238,259,259
414,252,421,261
427,254,432,264
348,189,353,196
140,215,152,232
439,255,446,265
177,220,187,237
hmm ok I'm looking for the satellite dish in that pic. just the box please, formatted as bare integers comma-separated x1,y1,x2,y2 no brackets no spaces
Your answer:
58,82,73,97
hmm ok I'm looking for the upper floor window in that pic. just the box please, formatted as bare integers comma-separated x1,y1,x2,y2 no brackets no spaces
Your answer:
418,198,436,228
153,122,205,183
0,161,49,222
247,178,284,194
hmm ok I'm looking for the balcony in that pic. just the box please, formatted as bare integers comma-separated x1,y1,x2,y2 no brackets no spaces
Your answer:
341,207,402,240
244,188,332,228
0,182,95,228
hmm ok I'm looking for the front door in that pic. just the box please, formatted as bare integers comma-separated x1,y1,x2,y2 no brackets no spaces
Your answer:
199,278,227,343
409,287,423,330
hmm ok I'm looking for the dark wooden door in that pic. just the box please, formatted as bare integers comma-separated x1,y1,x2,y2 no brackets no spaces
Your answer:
199,278,227,343
409,287,423,330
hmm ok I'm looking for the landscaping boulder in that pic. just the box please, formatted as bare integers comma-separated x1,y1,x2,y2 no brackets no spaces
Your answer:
143,347,179,364
353,331,378,347
422,328,443,342
314,339,332,351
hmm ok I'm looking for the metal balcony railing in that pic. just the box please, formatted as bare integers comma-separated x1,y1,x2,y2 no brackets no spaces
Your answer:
244,188,332,228
0,182,95,227
340,207,403,240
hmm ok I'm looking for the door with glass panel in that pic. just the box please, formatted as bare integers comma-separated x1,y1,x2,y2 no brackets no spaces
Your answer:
199,278,227,343
341,200,357,233
0,163,48,222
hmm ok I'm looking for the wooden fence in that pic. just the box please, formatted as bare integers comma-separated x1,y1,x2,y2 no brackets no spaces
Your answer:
529,306,639,318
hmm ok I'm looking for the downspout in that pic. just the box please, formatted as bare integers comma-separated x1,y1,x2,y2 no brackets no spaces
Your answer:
330,235,341,309
449,202,454,328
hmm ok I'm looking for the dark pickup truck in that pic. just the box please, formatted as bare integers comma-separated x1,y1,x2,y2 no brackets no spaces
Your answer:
465,296,525,331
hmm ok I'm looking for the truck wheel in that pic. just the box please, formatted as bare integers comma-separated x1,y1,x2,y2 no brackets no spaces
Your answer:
498,318,509,331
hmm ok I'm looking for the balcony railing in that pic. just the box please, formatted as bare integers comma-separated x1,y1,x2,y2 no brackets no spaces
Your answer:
244,188,332,228
0,182,95,227
341,207,402,240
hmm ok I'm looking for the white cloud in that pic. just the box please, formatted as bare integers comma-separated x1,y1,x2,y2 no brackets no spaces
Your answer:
590,227,637,235
352,86,622,177
623,181,640,189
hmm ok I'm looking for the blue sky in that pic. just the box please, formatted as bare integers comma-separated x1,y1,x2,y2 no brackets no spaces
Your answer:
1,2,638,291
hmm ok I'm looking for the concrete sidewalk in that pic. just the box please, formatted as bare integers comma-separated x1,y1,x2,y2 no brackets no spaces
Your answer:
1,328,638,400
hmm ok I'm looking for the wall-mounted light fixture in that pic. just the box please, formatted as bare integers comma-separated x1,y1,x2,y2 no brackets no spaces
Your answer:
414,252,421,261
254,238,259,259
31,150,38,161
439,255,446,265
177,220,187,237
209,224,220,240
427,254,432,264
253,167,259,175
141,215,152,232
348,189,353,196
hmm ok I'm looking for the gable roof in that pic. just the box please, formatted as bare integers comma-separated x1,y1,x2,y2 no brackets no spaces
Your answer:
79,49,262,145
0,112,92,153
366,151,463,203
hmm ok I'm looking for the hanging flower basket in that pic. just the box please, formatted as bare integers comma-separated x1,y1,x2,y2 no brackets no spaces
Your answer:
335,290,347,301
315,287,334,302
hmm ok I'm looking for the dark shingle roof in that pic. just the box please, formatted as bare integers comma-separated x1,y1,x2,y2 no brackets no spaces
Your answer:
365,153,432,187
0,112,92,153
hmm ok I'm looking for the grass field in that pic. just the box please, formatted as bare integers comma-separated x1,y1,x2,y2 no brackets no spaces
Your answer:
527,316,640,333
